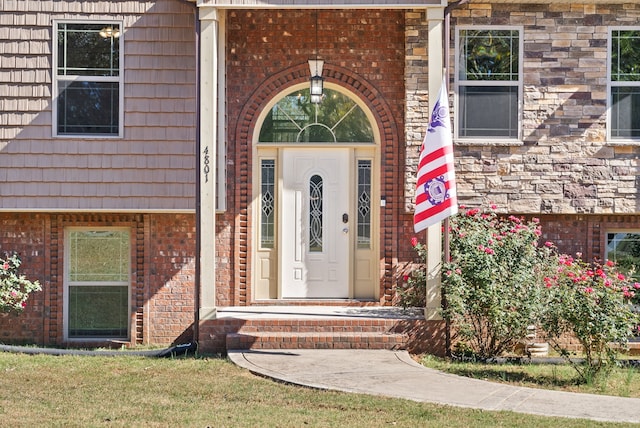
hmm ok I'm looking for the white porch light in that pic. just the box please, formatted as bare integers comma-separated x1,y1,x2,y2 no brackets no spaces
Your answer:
309,59,324,104
309,10,324,104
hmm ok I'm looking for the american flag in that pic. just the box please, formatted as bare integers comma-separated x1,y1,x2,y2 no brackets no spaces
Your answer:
413,81,458,233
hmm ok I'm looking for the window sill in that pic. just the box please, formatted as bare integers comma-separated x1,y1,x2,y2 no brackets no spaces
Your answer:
454,139,523,147
606,140,640,147
54,134,123,140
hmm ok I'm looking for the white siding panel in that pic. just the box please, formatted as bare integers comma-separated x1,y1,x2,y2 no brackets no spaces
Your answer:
0,0,196,212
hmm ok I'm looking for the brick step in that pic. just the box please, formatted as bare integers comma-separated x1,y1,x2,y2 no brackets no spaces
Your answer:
628,342,640,356
226,331,408,350
233,319,405,334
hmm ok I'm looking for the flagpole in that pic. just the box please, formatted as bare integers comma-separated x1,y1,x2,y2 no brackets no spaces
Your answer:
441,0,470,358
441,46,451,357
443,14,451,358
419,7,459,357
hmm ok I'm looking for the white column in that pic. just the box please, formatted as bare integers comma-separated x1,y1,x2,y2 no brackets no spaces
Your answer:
424,7,445,321
199,7,219,321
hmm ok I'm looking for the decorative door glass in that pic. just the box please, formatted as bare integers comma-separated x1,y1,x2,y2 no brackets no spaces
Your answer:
309,174,323,252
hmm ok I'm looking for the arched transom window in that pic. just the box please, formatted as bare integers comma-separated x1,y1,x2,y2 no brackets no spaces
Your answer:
258,88,374,143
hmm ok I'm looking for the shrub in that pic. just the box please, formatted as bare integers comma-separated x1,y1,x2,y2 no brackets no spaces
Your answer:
401,205,640,380
397,237,427,309
539,255,640,382
0,252,41,314
440,207,556,360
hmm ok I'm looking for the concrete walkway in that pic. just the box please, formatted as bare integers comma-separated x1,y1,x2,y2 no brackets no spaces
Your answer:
228,349,640,424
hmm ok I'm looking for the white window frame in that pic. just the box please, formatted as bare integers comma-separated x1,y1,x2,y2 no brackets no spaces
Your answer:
63,227,131,341
454,25,523,143
52,20,124,138
607,27,640,143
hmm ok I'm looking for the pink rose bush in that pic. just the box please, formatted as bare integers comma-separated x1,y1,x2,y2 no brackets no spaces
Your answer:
401,205,639,381
441,206,555,360
539,255,639,381
0,252,41,313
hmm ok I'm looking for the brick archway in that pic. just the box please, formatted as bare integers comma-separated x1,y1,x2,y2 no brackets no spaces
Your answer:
232,63,401,305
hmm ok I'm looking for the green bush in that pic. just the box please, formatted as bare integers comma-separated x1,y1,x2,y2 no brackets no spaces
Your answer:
440,207,556,360
0,252,41,313
400,206,640,380
539,255,640,382
397,237,427,309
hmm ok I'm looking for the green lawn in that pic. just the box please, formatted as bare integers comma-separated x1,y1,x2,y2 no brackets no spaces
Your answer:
420,354,640,398
0,352,634,427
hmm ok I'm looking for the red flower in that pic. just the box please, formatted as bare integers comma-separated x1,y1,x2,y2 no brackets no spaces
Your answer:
402,274,409,282
411,237,418,247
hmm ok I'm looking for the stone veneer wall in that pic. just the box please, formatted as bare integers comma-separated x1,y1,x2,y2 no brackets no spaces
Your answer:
405,3,640,216
404,10,431,213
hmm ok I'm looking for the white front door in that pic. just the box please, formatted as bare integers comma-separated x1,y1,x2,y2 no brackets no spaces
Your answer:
281,148,350,298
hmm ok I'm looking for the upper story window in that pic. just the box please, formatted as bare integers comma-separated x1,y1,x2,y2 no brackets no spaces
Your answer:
455,27,522,140
54,22,123,137
609,29,640,140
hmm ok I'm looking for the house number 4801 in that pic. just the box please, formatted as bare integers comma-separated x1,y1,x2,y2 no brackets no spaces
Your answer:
203,146,210,183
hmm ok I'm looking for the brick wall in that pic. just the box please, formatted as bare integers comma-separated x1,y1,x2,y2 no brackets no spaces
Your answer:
0,212,195,346
146,214,196,344
0,213,47,344
225,10,406,304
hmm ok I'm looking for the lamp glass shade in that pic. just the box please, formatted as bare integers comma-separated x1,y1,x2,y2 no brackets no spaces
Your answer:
310,75,324,96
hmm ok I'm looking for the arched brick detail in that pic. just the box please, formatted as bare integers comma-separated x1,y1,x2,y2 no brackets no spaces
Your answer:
233,63,401,305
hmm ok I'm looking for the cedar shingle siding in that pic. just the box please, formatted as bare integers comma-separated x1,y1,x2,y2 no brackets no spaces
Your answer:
0,0,196,211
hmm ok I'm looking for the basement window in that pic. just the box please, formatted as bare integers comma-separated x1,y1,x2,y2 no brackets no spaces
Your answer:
64,229,130,340
606,231,640,279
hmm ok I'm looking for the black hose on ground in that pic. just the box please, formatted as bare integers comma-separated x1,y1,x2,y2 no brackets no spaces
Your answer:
0,342,197,358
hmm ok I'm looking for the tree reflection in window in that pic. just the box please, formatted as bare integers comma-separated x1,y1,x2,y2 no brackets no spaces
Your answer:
607,232,640,279
259,89,373,143
56,22,121,136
